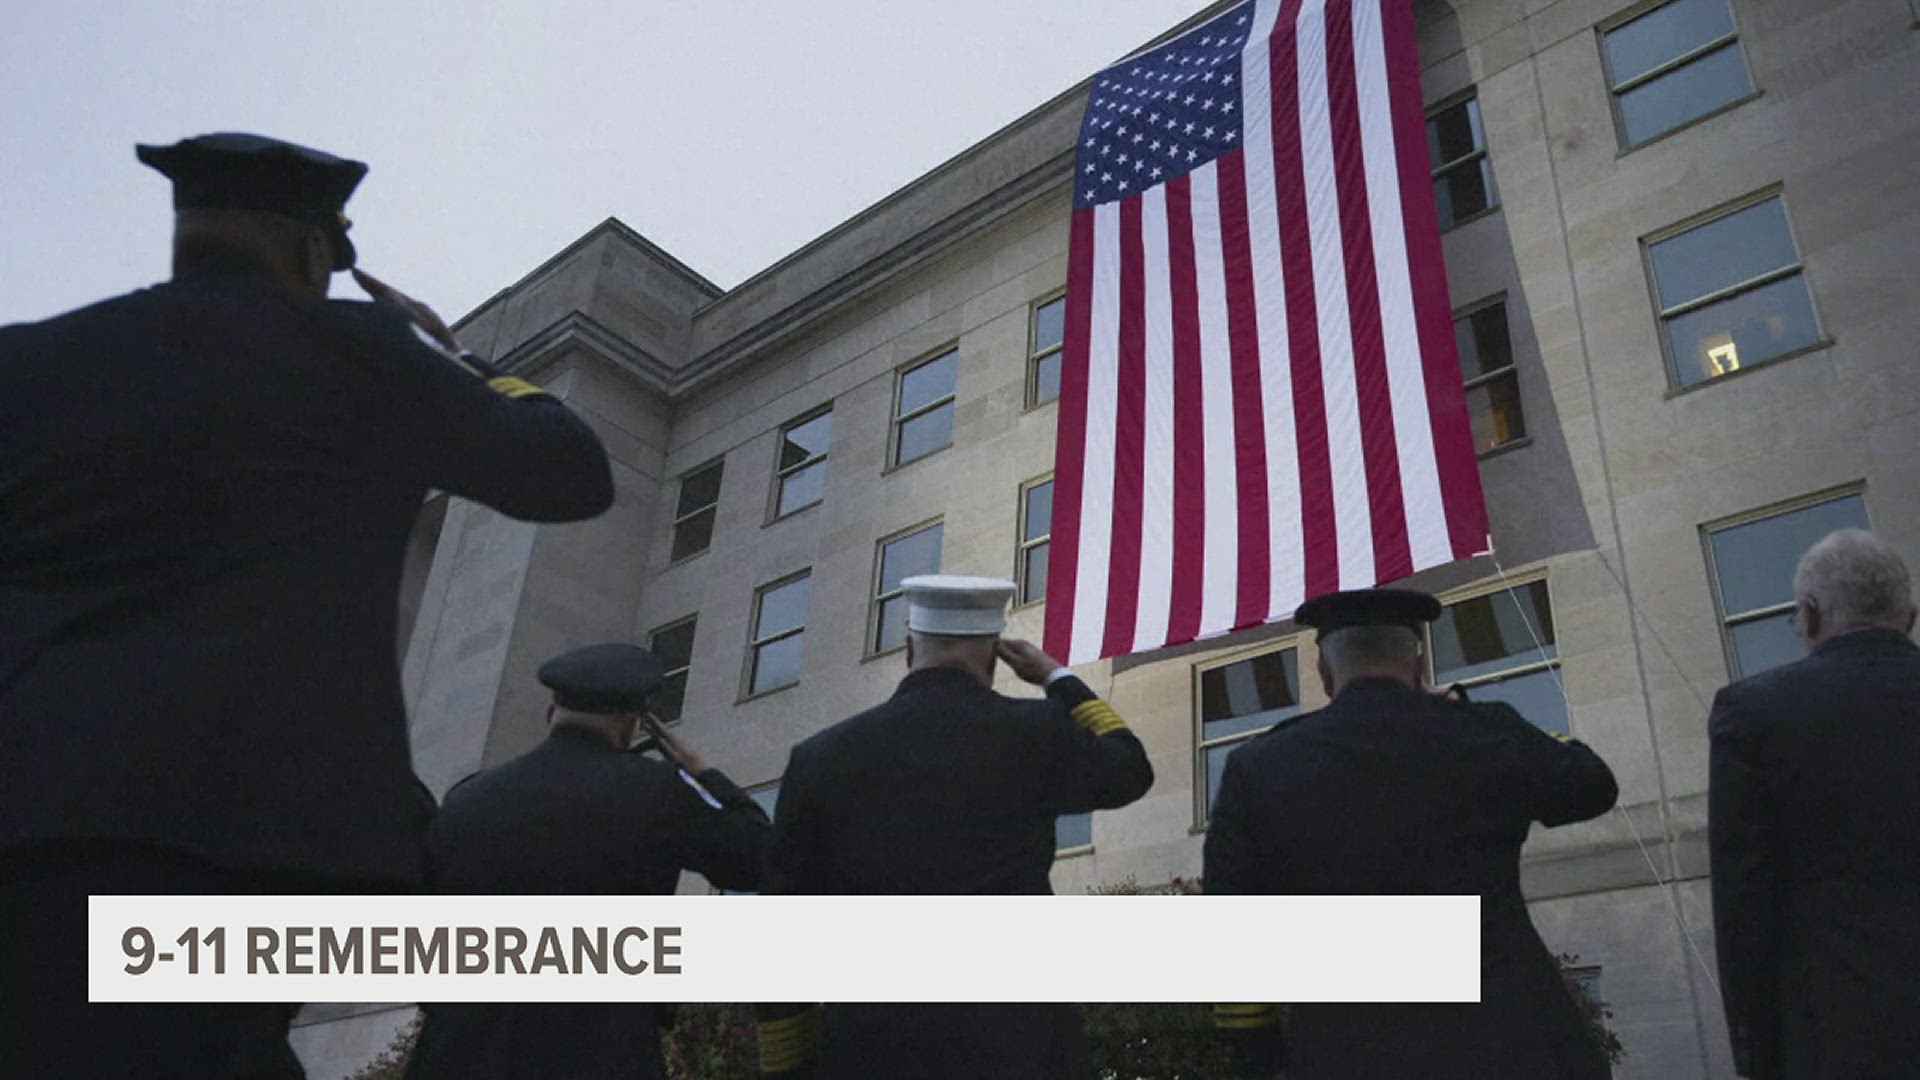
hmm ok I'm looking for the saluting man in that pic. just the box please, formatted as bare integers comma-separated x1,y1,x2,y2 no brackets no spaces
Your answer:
757,575,1154,1080
0,134,612,1077
1203,589,1618,1080
407,643,771,1080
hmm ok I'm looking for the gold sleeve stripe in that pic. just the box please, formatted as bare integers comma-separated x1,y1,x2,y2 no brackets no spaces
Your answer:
1070,699,1128,736
487,375,548,399
758,1008,822,1072
1213,1003,1279,1029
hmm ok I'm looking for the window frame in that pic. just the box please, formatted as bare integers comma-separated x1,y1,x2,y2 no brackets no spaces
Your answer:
669,458,726,566
1700,484,1870,681
1452,294,1527,457
1026,291,1067,410
1192,637,1306,829
889,346,960,470
866,517,945,659
768,404,833,524
1015,473,1055,609
1427,573,1565,731
1425,90,1499,231
1641,187,1825,391
742,569,811,701
647,614,699,723
1598,0,1759,151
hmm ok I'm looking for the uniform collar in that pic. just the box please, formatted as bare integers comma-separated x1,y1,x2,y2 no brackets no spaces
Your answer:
894,666,986,696
1814,625,1919,657
546,723,623,750
170,253,294,292
1335,675,1420,695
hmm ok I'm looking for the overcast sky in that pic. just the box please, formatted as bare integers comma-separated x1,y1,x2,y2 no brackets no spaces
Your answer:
1,1,1211,327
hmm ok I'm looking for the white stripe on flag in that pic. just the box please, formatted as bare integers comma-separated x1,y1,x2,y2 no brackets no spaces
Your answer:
1133,186,1177,654
1070,201,1124,664
1189,161,1240,638
1296,0,1375,590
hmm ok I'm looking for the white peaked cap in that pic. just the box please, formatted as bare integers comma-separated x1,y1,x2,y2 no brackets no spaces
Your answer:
902,574,1018,637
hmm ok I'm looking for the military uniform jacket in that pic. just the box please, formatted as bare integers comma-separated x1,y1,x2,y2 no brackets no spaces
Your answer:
1709,627,1920,1080
406,724,772,1080
760,666,1153,1080
0,265,613,886
1203,678,1618,1080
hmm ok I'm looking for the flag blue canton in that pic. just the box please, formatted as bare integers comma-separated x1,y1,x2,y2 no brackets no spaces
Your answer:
1075,2,1255,210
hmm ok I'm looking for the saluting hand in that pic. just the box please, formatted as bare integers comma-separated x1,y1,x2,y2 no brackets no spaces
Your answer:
641,714,712,776
353,268,461,352
997,637,1062,686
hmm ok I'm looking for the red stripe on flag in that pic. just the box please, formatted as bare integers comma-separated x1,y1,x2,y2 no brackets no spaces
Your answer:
1269,0,1339,602
1101,198,1149,659
1214,149,1271,631
1044,208,1098,660
1324,0,1412,583
1164,175,1207,646
1379,0,1486,559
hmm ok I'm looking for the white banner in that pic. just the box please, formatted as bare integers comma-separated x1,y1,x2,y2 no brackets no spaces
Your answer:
89,894,1479,1003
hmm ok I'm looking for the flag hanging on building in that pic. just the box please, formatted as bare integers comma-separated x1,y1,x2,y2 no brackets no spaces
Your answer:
1045,0,1488,666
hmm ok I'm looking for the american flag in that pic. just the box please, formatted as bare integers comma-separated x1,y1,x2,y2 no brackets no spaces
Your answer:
1044,0,1487,666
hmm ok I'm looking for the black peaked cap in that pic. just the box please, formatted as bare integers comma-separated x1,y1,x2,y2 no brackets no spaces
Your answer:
1293,588,1442,633
537,644,668,714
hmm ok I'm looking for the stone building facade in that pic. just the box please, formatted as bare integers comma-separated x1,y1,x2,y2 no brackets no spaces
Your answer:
295,0,1920,1076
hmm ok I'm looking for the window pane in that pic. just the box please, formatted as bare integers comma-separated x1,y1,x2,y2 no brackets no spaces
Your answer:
880,524,944,594
1650,197,1796,310
676,462,724,517
1204,741,1239,814
1604,0,1736,86
1709,494,1868,615
1431,581,1556,685
1426,98,1484,168
1466,373,1527,453
1201,649,1302,741
875,595,910,653
1434,158,1497,229
899,351,958,416
1665,273,1821,387
1055,811,1093,850
1470,668,1570,735
750,784,780,822
1034,352,1062,405
779,412,833,470
652,672,687,722
1731,611,1803,677
777,460,826,517
1034,298,1066,355
756,576,812,638
750,633,804,695
1618,42,1753,147
1023,542,1050,605
896,403,955,465
670,507,716,562
1455,303,1512,380
1024,481,1055,542
651,620,698,670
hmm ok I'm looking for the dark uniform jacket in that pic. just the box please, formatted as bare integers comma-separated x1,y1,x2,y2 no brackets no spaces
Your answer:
1709,627,1920,1080
1203,678,1618,1080
406,724,772,1080
760,666,1154,1080
0,265,612,887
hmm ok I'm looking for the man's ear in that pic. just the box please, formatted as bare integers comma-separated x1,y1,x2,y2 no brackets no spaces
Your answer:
1905,608,1916,635
1315,654,1334,698
1800,597,1821,642
546,703,557,725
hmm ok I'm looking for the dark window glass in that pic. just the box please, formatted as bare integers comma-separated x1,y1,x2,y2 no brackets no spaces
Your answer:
1665,274,1821,387
756,576,812,639
1204,742,1236,814
1465,376,1526,453
1708,495,1869,615
1617,42,1752,146
1055,811,1093,851
1200,650,1303,742
749,634,803,696
1034,298,1066,355
671,461,725,562
875,524,944,653
896,405,955,466
1729,611,1802,677
899,352,958,416
1604,0,1736,85
1430,581,1556,685
670,509,716,563
1024,482,1054,542
1427,97,1496,229
1023,545,1050,605
1034,352,1062,405
1020,480,1054,605
1455,302,1523,453
1468,668,1570,736
777,462,826,518
1649,200,1798,310
750,784,780,822
676,463,724,518
1455,304,1512,381
649,618,698,722
779,412,832,470
1426,97,1485,168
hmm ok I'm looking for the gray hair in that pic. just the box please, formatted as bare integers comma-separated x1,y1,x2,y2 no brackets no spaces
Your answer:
1318,624,1422,675
1794,528,1913,631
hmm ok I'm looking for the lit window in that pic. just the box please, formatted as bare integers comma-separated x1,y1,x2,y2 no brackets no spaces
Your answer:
773,408,832,519
1647,195,1820,389
1429,581,1565,735
1197,646,1304,821
1706,492,1869,678
1427,95,1497,229
746,572,810,697
670,460,724,563
1018,478,1053,605
1056,812,1093,853
1454,299,1524,454
871,522,944,655
1029,296,1066,407
1602,0,1754,148
648,616,698,722
893,350,958,467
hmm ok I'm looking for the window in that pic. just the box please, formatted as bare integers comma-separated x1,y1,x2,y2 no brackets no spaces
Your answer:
1427,94,1497,229
1454,299,1524,454
1429,580,1566,735
1705,491,1869,678
870,522,944,655
1197,646,1304,821
670,460,724,563
773,408,832,520
893,349,958,467
1029,295,1066,407
746,572,810,697
1602,0,1754,148
1018,477,1054,605
648,617,698,722
1056,812,1093,853
1647,195,1820,389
